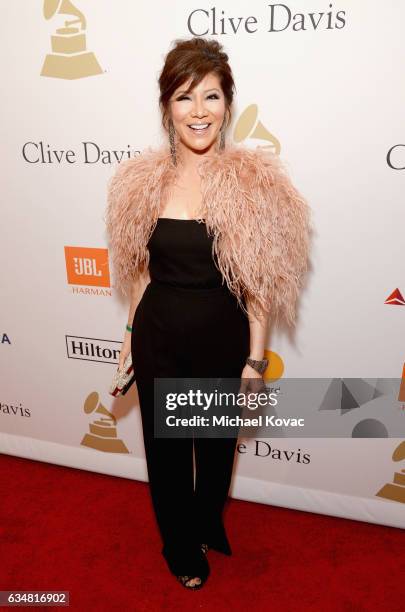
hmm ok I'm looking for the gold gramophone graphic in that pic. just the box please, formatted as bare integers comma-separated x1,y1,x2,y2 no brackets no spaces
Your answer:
375,364,405,503
376,440,405,503
81,391,129,453
233,104,281,154
40,0,103,79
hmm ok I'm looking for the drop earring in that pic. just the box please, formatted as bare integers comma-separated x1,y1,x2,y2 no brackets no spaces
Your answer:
168,118,177,166
219,120,226,151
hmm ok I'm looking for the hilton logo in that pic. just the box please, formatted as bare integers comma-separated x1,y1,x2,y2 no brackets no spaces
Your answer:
66,335,121,364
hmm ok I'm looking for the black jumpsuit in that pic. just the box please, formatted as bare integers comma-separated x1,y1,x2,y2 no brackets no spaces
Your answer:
131,217,250,575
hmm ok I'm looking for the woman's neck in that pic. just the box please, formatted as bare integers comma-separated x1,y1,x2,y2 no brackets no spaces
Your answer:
176,141,218,174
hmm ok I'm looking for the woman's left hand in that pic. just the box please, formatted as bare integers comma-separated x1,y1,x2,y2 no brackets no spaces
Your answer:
238,364,267,396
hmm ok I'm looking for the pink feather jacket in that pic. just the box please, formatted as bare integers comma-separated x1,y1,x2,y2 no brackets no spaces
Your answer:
104,143,312,326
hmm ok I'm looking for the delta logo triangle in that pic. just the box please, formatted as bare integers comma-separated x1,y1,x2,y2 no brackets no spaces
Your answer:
384,288,405,306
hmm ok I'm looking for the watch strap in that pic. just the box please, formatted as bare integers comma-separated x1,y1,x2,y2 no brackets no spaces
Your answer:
246,357,269,374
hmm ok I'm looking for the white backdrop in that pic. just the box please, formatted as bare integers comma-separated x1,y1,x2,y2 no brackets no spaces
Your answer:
1,1,404,529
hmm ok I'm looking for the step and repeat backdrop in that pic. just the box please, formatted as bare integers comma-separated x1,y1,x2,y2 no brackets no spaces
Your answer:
1,1,404,529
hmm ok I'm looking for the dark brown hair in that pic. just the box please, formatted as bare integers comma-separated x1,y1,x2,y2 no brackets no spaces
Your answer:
158,37,236,132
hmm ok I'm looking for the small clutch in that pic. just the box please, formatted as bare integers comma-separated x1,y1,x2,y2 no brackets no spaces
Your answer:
109,353,136,397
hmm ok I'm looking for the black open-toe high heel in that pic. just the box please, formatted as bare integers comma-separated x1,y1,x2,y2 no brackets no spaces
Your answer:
177,552,209,590
176,558,209,590
163,543,210,590
201,543,209,555
177,574,204,590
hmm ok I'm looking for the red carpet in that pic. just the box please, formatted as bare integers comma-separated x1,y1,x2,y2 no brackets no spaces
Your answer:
1,453,404,611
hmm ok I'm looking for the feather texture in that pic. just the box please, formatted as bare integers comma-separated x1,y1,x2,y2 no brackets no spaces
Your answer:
104,143,312,327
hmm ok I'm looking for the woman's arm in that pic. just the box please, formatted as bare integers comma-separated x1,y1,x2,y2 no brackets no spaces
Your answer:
126,267,151,328
243,295,271,379
246,297,270,359
118,267,151,370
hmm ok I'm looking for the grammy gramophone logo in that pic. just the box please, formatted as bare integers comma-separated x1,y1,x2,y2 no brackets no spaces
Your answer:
376,364,405,503
233,104,281,153
81,391,129,453
40,0,103,80
376,441,405,503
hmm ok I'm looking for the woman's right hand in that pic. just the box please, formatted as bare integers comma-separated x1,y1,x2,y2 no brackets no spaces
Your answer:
118,330,132,371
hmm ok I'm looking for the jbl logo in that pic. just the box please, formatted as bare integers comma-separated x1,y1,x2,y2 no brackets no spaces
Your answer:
74,257,102,277
65,246,110,287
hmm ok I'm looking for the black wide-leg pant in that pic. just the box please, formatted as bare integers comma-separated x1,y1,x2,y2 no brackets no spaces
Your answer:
131,279,250,574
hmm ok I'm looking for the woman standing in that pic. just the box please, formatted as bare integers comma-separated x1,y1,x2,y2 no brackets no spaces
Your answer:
106,37,311,589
